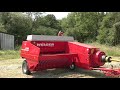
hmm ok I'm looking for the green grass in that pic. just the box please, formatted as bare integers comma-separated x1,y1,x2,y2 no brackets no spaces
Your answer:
0,50,20,60
87,42,120,57
0,43,120,60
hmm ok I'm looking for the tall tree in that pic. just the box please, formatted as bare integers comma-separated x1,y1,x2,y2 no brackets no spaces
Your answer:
0,13,6,33
32,14,61,35
97,12,120,46
61,12,103,42
1,12,33,45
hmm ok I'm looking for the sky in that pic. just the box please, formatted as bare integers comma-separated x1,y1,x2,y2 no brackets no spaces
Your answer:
45,12,70,20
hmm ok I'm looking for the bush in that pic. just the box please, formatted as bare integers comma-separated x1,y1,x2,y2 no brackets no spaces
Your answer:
97,22,120,46
32,25,58,35
88,42,120,56
113,22,120,45
97,13,120,46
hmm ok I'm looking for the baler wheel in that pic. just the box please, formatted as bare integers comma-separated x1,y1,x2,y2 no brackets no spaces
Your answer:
22,60,31,75
69,63,76,70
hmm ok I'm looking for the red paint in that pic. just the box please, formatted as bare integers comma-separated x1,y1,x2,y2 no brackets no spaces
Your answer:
21,41,78,71
20,36,120,77
93,68,120,77
67,42,105,69
21,40,106,71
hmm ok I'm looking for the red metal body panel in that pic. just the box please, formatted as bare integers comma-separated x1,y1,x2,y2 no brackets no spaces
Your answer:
21,41,40,62
93,67,120,77
31,41,67,54
20,36,120,77
21,41,78,71
20,40,106,72
67,42,105,69
36,53,77,70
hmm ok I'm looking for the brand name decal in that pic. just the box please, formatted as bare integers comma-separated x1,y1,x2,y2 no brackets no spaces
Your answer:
37,43,54,47
21,47,29,51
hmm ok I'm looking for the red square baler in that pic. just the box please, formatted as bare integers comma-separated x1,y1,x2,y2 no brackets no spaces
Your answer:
20,35,78,74
20,35,120,77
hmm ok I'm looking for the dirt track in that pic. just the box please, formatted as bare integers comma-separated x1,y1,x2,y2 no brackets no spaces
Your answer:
0,58,120,78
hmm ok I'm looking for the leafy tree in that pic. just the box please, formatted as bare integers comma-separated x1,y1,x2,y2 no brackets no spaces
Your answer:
32,14,61,35
97,12,120,46
0,12,33,45
32,25,58,35
0,14,6,33
0,23,6,33
61,12,103,42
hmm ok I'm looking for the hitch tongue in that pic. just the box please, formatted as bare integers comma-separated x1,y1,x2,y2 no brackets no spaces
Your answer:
101,55,120,62
110,59,120,62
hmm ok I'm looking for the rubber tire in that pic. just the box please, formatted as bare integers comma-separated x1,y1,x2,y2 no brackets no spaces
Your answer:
22,60,31,75
69,63,76,70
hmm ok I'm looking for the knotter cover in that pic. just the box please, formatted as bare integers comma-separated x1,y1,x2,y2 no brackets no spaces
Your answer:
26,35,74,41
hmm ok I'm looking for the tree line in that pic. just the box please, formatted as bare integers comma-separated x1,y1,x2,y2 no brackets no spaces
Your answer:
0,12,120,46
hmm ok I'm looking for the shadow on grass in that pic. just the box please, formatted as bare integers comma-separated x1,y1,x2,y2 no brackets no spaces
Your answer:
30,67,109,78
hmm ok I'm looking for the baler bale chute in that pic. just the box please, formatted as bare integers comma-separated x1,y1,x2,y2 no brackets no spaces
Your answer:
20,35,120,77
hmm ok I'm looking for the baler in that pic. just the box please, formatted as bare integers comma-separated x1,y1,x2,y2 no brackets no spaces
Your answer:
20,35,120,77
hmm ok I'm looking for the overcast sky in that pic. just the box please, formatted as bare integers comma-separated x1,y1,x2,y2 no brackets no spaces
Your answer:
45,12,70,19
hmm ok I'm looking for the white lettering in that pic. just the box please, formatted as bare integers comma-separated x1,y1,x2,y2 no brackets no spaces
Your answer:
37,43,54,47
21,47,29,51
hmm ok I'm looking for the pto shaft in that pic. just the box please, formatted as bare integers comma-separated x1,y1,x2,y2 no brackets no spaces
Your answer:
101,55,120,62
110,59,120,62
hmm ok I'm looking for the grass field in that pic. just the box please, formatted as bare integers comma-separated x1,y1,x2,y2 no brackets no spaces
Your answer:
0,45,21,60
0,59,108,78
0,42,120,60
0,58,120,78
87,42,120,57
0,43,120,78
0,50,20,60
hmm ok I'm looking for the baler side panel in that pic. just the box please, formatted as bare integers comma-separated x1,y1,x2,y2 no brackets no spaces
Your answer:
21,41,40,61
36,53,77,70
21,41,41,71
67,42,91,69
67,42,106,69
31,41,67,54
